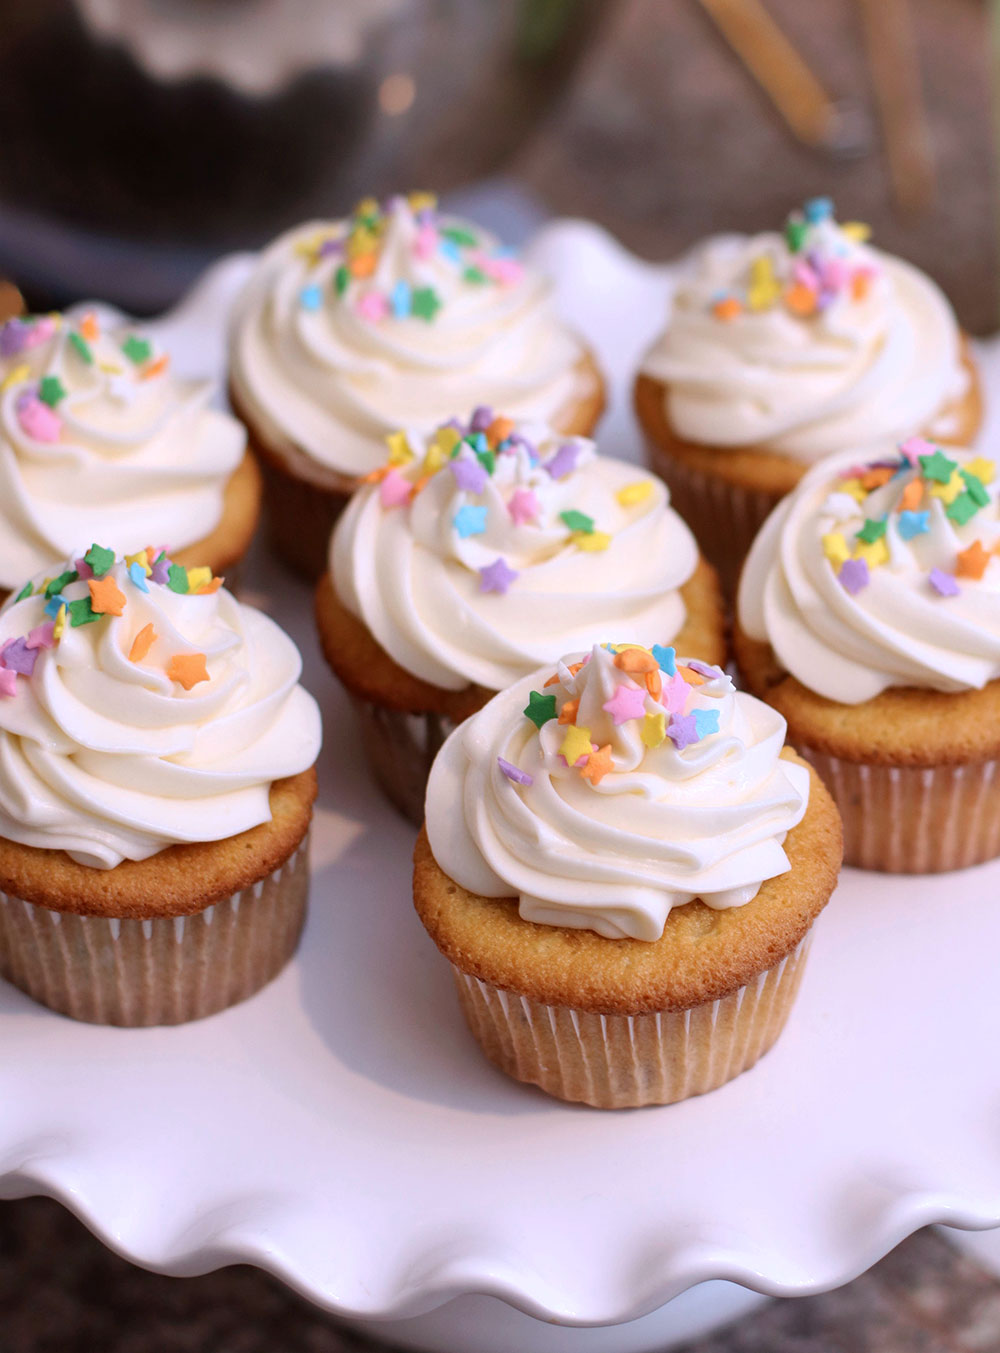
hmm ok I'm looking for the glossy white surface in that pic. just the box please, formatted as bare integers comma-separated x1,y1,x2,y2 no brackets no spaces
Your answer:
1,226,999,1347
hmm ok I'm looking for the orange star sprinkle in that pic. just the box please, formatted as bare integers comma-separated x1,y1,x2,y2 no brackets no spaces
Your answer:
712,297,742,321
88,575,126,616
614,648,656,674
645,669,663,701
900,478,924,511
128,623,157,664
167,653,210,691
558,698,580,725
544,672,560,687
140,353,170,381
579,744,614,785
861,467,893,490
349,252,377,278
80,311,99,342
486,415,514,447
785,282,817,317
193,575,224,595
957,540,991,580
679,666,706,686
852,272,872,302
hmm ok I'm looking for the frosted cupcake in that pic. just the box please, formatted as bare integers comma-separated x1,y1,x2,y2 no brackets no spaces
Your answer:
736,440,1000,872
0,311,260,601
316,412,725,822
0,547,321,1025
635,199,981,594
415,643,842,1108
229,192,606,578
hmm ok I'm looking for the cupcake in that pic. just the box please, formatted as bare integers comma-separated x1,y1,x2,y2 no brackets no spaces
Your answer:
316,412,725,823
0,547,321,1025
736,440,1000,873
414,642,842,1109
0,310,261,602
635,198,982,594
228,191,606,578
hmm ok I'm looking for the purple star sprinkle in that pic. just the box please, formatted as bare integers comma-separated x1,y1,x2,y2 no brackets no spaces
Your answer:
0,636,37,676
498,756,533,787
506,432,538,462
478,557,519,595
450,456,489,494
667,712,700,750
0,319,27,358
687,660,721,679
929,568,961,597
150,553,171,585
544,442,579,479
838,558,870,595
318,237,343,258
469,405,494,433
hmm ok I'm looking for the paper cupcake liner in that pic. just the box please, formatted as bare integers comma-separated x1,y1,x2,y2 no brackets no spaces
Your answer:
0,835,310,1026
451,935,810,1109
352,697,461,826
255,446,353,581
798,750,1000,873
644,437,782,597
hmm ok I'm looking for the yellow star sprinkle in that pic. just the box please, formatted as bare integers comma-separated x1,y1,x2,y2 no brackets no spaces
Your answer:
854,538,889,568
822,532,850,569
839,478,867,503
293,230,328,263
641,712,666,749
124,549,150,575
967,457,996,486
52,603,67,641
573,531,612,552
928,469,964,505
421,443,447,475
407,191,437,213
385,431,413,466
186,566,213,592
1,363,29,392
841,222,872,242
615,481,654,508
747,255,781,311
432,426,461,459
559,724,593,767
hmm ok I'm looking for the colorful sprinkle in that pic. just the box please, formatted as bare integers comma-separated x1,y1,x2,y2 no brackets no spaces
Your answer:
299,284,323,311
478,557,518,595
919,449,957,484
544,443,579,480
166,563,190,594
497,756,533,787
122,335,152,365
693,708,720,740
37,375,66,407
839,558,870,594
454,504,488,538
616,480,654,507
449,456,489,494
379,467,413,508
0,637,37,677
560,509,594,534
559,724,593,767
88,576,126,616
167,652,210,690
579,743,614,785
957,540,991,580
84,543,115,577
411,287,442,322
17,395,61,442
69,331,94,364
524,689,557,728
929,568,960,597
68,597,100,627
602,682,648,725
666,712,699,750
129,623,157,664
897,510,930,540
507,487,540,526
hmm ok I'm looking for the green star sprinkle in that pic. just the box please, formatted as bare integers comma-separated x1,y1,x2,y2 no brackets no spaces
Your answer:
167,563,190,594
523,690,557,728
855,515,887,544
961,470,990,507
785,219,808,253
69,332,93,364
463,266,487,285
441,225,478,248
38,375,66,407
121,335,152,365
84,544,115,577
14,581,33,602
45,569,78,598
919,449,958,484
947,493,980,526
411,287,442,322
476,448,496,476
334,265,349,296
68,597,100,627
560,510,595,534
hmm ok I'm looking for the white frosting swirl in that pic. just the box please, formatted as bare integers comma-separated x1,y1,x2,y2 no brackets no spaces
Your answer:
0,313,246,592
738,443,1000,702
0,557,321,868
229,196,591,477
427,644,809,941
641,210,967,463
331,419,699,692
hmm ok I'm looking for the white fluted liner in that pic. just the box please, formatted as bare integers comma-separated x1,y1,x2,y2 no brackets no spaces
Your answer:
644,436,781,597
0,835,310,1026
352,696,463,826
799,750,1000,873
450,936,811,1109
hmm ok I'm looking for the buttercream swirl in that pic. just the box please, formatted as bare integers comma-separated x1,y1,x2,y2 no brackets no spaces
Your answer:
229,193,591,477
0,553,321,868
640,200,968,462
331,414,699,692
427,643,809,941
739,441,1000,703
0,312,246,592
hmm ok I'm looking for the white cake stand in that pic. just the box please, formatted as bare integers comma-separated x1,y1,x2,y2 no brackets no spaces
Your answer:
1,226,999,1353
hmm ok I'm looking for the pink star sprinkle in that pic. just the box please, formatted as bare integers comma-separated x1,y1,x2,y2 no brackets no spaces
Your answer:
379,467,413,509
899,436,935,465
414,225,438,260
73,556,94,581
357,291,389,322
661,672,690,714
602,682,648,725
508,488,540,526
17,395,61,442
0,668,17,697
25,622,56,650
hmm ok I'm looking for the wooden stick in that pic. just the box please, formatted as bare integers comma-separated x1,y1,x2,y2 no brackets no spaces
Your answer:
858,0,936,213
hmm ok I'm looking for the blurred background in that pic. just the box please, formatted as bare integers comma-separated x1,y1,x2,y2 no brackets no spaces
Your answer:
0,0,992,327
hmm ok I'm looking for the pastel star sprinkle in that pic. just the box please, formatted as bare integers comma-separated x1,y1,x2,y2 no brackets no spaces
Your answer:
0,637,37,676
667,712,699,750
68,597,99,627
929,568,960,597
385,431,413,466
613,647,657,675
449,456,488,494
478,557,518,594
615,481,654,508
579,743,614,785
898,510,930,540
560,509,594,534
602,682,648,725
854,538,889,569
523,689,557,728
17,395,61,442
52,604,67,640
0,669,16,697
299,284,322,311
641,712,666,748
947,493,980,526
651,644,677,675
129,623,157,664
919,449,957,484
559,724,594,767
186,566,213,592
957,540,991,580
88,576,126,616
822,532,850,568
544,443,579,479
507,488,540,526
928,469,964,505
899,436,936,464
379,467,412,508
497,756,533,787
573,531,611,552
693,708,720,740
14,581,33,602
961,470,990,507
122,335,152,365
25,623,55,651
167,652,210,690
469,406,494,432
128,562,150,592
84,543,115,577
856,516,887,543
839,558,870,594
966,456,995,485
167,564,189,593
411,287,442,322
454,504,487,538
37,375,66,407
